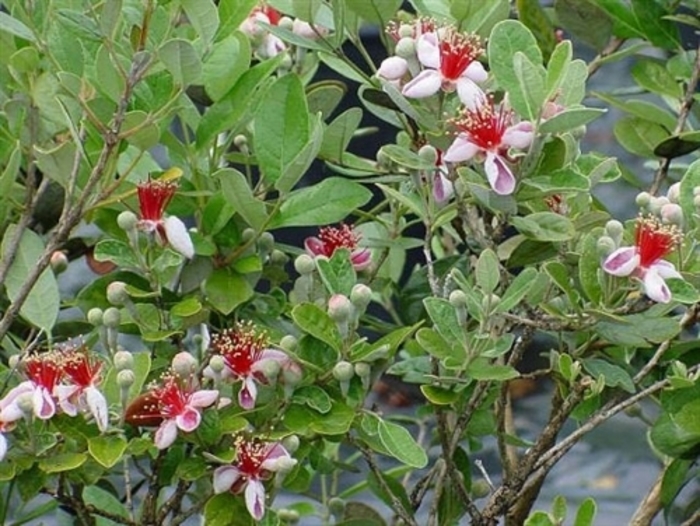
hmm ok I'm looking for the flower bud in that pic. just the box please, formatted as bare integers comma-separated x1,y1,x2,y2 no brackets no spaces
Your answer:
481,293,500,312
87,307,104,326
282,362,303,386
209,355,226,374
397,23,414,39
282,434,300,454
395,36,416,58
376,148,392,170
117,210,138,231
667,182,681,203
241,228,256,243
596,235,616,257
106,281,129,306
114,350,134,371
259,358,281,381
294,254,316,275
172,352,198,377
270,249,289,266
279,16,294,31
328,497,346,518
354,362,370,378
604,220,623,240
472,479,491,498
328,294,353,322
277,509,300,523
279,335,297,352
635,191,651,208
448,290,467,308
418,144,438,166
17,392,34,414
50,251,69,274
333,361,354,382
8,355,20,370
233,134,248,149
259,232,275,251
103,307,121,329
350,284,372,310
660,203,683,226
377,56,408,81
117,369,135,389
649,196,670,215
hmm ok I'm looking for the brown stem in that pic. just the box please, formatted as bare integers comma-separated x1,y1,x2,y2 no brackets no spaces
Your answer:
587,37,626,78
629,468,664,526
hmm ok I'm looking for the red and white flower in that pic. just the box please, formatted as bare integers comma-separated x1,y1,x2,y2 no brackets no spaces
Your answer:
206,323,291,410
444,100,534,195
213,437,297,520
136,179,194,259
402,28,487,109
239,4,286,59
304,224,371,271
0,353,62,422
602,217,681,304
55,348,109,431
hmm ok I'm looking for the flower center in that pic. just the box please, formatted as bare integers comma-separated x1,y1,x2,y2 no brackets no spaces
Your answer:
211,323,268,376
62,351,101,388
453,101,510,152
137,180,177,222
438,29,483,82
154,376,189,417
317,224,360,256
234,437,274,479
25,354,62,390
635,217,679,269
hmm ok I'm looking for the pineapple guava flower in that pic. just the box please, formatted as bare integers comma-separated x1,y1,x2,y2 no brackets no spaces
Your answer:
55,348,109,431
304,224,371,271
602,217,682,304
402,28,487,109
0,353,62,422
136,179,194,259
239,4,286,58
213,437,297,520
206,323,292,410
444,100,534,195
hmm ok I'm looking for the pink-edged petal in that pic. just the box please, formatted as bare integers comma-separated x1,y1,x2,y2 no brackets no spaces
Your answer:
464,60,488,83
55,385,79,416
0,434,6,462
154,418,178,449
238,377,258,410
259,349,290,362
433,171,454,204
164,216,194,259
503,122,535,149
261,444,297,471
651,260,681,280
0,402,24,423
176,407,201,433
213,465,241,494
642,267,672,303
456,77,486,111
33,387,56,420
189,389,219,408
443,135,480,163
245,479,266,520
86,387,109,431
377,56,408,81
351,248,372,271
602,247,639,277
484,153,516,195
415,33,439,69
402,69,442,98
0,382,33,411
304,236,325,257
258,34,285,58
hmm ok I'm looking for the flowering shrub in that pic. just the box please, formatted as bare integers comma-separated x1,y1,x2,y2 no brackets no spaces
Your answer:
0,1,699,525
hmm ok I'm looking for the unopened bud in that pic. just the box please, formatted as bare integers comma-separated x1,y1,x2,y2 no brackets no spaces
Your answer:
279,335,297,352
624,403,643,418
103,307,121,329
117,369,135,389
282,362,303,386
660,203,683,226
449,290,467,308
106,281,129,306
282,434,300,454
328,294,353,322
667,182,681,203
17,392,34,414
259,358,281,381
241,228,256,243
596,235,616,257
481,293,500,312
270,249,288,265
233,134,248,149
172,352,197,377
376,148,392,169
87,307,104,326
114,350,134,371
279,16,294,31
472,479,491,498
209,355,226,374
328,497,346,517
649,196,669,215
277,509,300,523
635,191,651,208
354,362,370,378
397,24,414,39
117,210,138,231
350,284,372,310
258,232,275,251
418,144,438,166
8,355,20,370
333,361,354,382
395,36,416,58
50,251,69,274
294,254,315,275
604,220,623,240
377,56,408,81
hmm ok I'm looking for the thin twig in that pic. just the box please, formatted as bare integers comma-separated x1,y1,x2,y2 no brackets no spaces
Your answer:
629,467,664,526
587,37,626,77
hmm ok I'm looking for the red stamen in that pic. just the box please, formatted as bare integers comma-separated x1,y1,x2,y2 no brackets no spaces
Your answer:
438,29,483,82
317,224,360,256
24,354,62,390
211,323,268,376
635,217,678,269
137,179,177,222
62,349,102,388
452,100,511,152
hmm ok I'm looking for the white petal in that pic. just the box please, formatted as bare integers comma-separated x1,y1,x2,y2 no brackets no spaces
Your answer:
377,56,408,81
503,122,535,150
86,387,109,432
245,479,266,520
176,407,201,433
433,172,454,204
238,377,258,410
0,382,33,411
415,33,440,69
602,247,639,277
33,387,55,420
484,153,516,195
189,389,219,408
464,60,488,83
456,78,486,111
652,260,681,279
0,434,6,462
401,69,441,98
164,216,194,259
443,135,480,163
55,385,79,416
643,267,672,303
213,465,241,493
154,419,178,449
0,402,25,423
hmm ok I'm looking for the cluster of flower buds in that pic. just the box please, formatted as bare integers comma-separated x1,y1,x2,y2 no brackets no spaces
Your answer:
88,305,122,355
0,345,110,460
239,2,328,60
635,182,684,227
204,322,300,409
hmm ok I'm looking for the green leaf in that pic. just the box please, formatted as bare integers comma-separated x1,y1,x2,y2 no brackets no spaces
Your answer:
578,232,603,304
614,116,669,158
319,108,363,162
171,297,203,317
467,358,519,380
416,327,466,362
293,385,332,413
159,38,202,86
182,0,220,45
661,458,692,508
292,303,342,352
475,248,499,293
1,225,60,332
679,159,700,228
516,0,556,60
573,497,597,526
121,110,161,151
204,268,254,315
630,0,679,49
420,385,459,405
307,80,347,120
217,167,267,230
83,486,130,524
88,435,128,468
496,267,538,312
545,39,572,99
275,114,324,194
0,11,35,41
453,0,510,36
254,74,310,187
378,420,428,468
667,278,700,304
631,59,682,98
511,212,576,241
316,248,356,296
654,131,700,159
595,0,643,39
423,297,463,343
205,493,253,526
554,0,613,50
539,108,606,134
582,358,635,393
284,400,354,435
269,177,371,228
524,511,555,526
218,0,258,38
38,453,87,473
345,0,402,26
202,33,250,102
